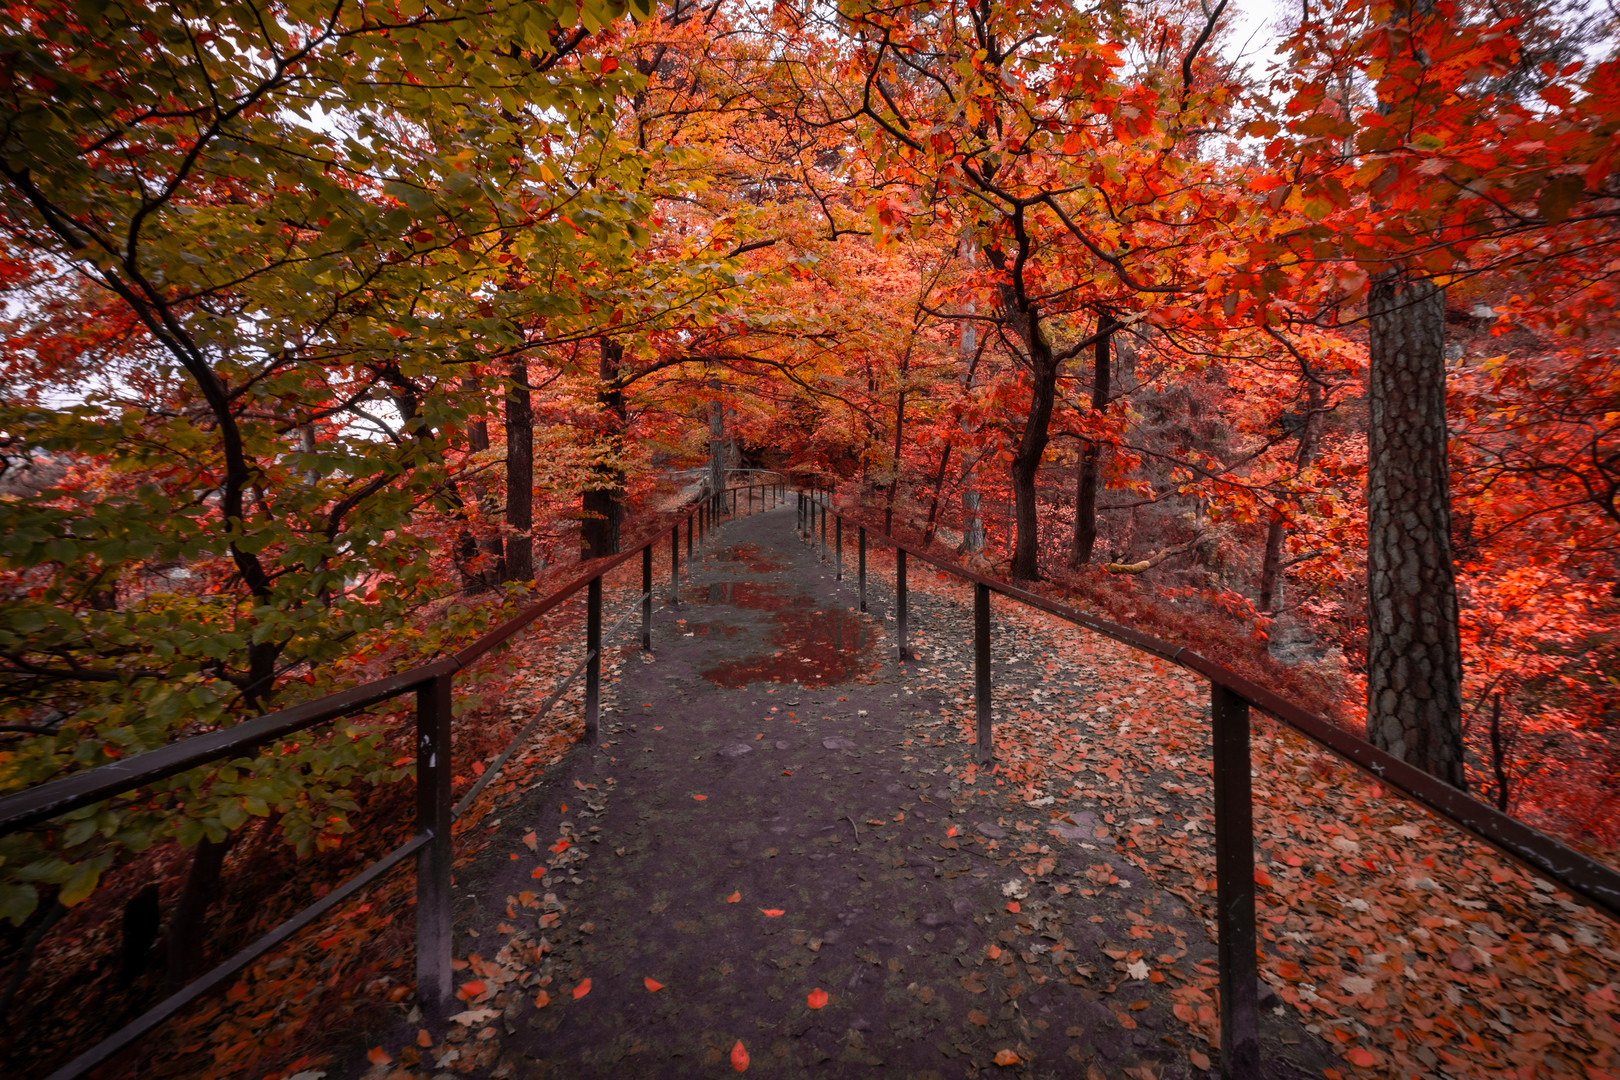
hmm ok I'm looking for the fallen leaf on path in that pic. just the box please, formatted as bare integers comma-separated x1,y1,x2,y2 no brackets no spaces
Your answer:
573,978,591,999
993,1049,1021,1066
522,831,538,851
534,990,550,1008
693,794,708,801
366,1048,391,1066
807,988,828,1009
416,1030,432,1048
449,1008,498,1025
731,1040,750,1072
1189,1049,1211,1069
726,891,741,903
761,908,785,917
644,977,664,992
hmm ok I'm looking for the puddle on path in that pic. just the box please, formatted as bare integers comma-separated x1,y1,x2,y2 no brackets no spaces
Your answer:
680,580,801,609
682,579,879,687
711,541,789,573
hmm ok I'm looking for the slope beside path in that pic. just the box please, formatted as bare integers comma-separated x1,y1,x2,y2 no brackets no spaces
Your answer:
350,504,1334,1079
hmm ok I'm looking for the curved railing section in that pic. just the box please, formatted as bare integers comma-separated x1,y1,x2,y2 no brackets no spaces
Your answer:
0,479,787,1080
792,485,1620,1080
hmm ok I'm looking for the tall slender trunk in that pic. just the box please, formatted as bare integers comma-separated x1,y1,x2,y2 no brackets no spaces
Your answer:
502,359,534,582
1009,333,1059,582
466,389,505,588
708,375,725,510
1365,269,1464,787
884,343,913,535
958,239,986,555
1070,316,1116,568
164,834,232,992
1259,377,1324,612
923,440,953,547
582,340,626,559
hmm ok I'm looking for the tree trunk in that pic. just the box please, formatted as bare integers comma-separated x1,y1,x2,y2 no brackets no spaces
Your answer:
502,359,534,582
708,375,725,512
1258,517,1287,613
1069,317,1115,568
1365,269,1465,787
884,348,910,535
164,834,231,992
958,243,986,555
1009,333,1059,582
1260,376,1324,612
582,340,627,559
922,439,952,547
466,395,505,588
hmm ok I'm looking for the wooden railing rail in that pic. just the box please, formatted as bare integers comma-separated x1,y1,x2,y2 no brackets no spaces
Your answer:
796,486,1620,1080
0,476,788,1080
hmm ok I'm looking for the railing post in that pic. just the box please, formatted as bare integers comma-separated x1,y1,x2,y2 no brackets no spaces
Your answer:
896,548,909,661
858,526,867,612
641,545,652,651
671,525,680,603
416,673,454,1012
585,576,602,744
796,491,803,534
819,493,827,556
686,511,693,560
1212,683,1261,1079
835,515,843,580
975,584,992,764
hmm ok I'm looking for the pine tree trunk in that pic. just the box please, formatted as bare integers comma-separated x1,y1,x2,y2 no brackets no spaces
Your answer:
1365,270,1465,787
502,359,534,582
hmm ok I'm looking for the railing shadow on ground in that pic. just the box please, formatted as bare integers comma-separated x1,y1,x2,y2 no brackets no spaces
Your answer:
792,484,1620,1080
0,476,788,1080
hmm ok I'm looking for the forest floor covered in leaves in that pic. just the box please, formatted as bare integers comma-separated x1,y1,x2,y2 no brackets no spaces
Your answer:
317,503,1619,1080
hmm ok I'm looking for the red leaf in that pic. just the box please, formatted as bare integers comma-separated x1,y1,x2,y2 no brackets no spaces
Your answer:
573,978,591,999
807,988,829,1009
731,1040,750,1072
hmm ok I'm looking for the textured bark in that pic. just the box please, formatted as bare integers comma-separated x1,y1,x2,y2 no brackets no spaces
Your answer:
1365,270,1465,787
1069,318,1115,568
502,359,534,582
582,340,627,560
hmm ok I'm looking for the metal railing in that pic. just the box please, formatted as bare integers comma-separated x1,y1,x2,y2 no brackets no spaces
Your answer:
795,485,1620,1080
0,476,787,1080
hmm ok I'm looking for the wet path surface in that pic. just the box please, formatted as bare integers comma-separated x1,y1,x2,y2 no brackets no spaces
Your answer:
404,507,1334,1080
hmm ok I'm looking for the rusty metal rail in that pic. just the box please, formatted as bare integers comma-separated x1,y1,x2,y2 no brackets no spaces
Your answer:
0,477,787,1080
798,486,1620,1080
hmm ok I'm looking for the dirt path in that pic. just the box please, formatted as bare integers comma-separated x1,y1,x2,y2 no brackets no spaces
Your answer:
359,505,1334,1080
